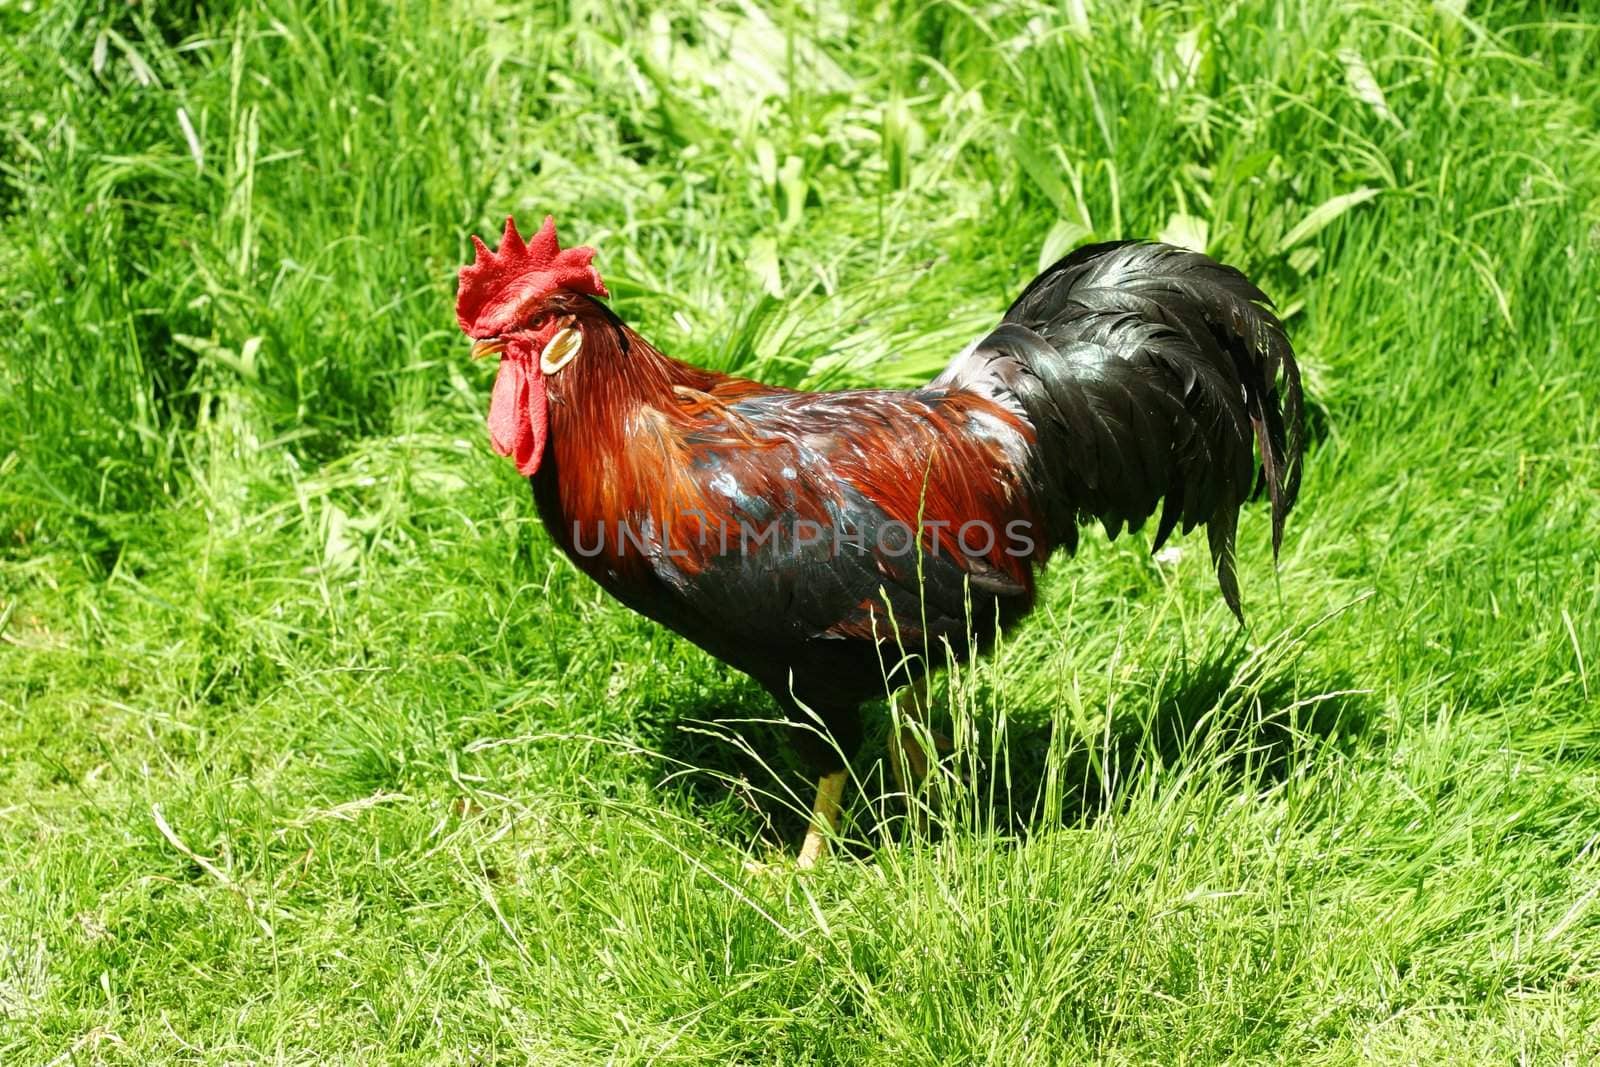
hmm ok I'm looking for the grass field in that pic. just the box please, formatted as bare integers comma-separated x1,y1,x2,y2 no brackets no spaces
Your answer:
4,0,1600,1062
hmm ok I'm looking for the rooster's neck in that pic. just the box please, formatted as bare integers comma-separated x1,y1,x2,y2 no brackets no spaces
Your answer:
531,307,719,579
551,312,710,416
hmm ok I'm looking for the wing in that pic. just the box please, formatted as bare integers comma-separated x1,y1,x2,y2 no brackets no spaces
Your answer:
586,387,1041,691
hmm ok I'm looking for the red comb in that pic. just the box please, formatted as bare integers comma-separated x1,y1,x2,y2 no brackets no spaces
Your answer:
455,216,608,338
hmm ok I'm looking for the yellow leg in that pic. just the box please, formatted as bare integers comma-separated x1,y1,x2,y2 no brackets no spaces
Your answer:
888,676,952,791
889,677,956,830
888,680,929,797
796,770,848,869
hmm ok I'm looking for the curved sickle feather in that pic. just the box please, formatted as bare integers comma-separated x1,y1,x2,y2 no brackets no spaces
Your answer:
936,241,1303,618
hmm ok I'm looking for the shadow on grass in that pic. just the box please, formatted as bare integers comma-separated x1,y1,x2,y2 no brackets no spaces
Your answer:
642,637,1375,857
964,651,1372,835
640,696,823,852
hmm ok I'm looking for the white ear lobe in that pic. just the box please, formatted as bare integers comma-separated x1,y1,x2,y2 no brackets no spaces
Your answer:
540,327,582,375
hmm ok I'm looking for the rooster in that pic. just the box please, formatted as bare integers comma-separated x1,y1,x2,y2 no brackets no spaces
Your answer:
456,216,1302,866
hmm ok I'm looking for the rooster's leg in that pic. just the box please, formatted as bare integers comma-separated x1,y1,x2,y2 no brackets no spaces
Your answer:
887,679,926,797
888,678,957,830
888,676,953,792
795,770,848,869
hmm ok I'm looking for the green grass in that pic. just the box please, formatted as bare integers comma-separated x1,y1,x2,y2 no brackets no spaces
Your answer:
3,0,1599,1061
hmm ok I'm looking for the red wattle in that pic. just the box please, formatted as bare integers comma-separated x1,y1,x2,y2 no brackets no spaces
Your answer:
487,358,548,477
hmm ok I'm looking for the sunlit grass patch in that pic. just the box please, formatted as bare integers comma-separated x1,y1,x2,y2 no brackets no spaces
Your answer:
3,0,1600,1062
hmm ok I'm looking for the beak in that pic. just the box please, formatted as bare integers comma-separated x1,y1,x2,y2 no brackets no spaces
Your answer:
470,337,507,360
